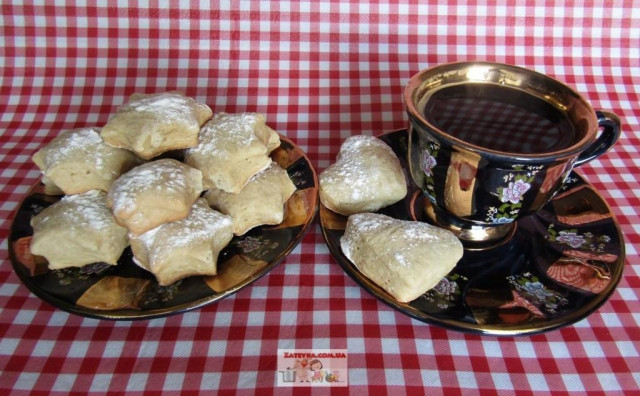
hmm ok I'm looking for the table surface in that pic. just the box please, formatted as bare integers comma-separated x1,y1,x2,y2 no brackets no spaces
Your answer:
1,2,639,394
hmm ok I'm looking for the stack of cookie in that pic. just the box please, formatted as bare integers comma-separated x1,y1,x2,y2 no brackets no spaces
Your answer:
29,92,295,286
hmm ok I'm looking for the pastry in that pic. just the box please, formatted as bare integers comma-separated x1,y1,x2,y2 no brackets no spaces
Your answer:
29,190,129,270
107,159,203,235
205,163,296,235
340,213,463,303
32,127,141,195
130,199,234,286
319,135,407,216
184,112,276,193
101,91,213,159
266,126,281,153
41,175,64,195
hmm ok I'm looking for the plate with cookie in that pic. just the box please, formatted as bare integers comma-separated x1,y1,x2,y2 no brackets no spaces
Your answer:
319,129,624,336
9,92,318,320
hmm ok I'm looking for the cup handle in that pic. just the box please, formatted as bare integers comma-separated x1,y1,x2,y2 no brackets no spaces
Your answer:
574,111,621,166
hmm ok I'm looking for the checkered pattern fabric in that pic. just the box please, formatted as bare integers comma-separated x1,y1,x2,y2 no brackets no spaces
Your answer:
1,1,639,394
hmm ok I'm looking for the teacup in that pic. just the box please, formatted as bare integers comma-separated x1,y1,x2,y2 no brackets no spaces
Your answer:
405,62,620,246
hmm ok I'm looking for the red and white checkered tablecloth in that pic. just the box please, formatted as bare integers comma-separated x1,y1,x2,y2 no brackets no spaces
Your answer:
1,1,639,394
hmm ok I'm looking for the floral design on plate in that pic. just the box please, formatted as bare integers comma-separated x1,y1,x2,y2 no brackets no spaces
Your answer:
546,224,612,252
559,174,580,192
140,280,183,307
235,235,280,255
505,272,569,316
320,129,624,336
417,273,467,312
53,263,113,286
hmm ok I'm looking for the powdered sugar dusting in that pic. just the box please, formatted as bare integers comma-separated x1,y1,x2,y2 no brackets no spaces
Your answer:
341,213,459,268
320,135,403,203
346,212,392,234
108,159,196,213
338,134,397,160
39,127,105,170
186,112,265,159
35,190,117,231
135,199,233,263
63,190,116,230
119,92,202,124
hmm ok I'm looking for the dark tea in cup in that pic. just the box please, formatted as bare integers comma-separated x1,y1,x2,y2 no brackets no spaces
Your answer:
421,84,579,155
405,62,620,245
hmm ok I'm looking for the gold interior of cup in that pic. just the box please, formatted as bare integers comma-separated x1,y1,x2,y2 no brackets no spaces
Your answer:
405,62,598,158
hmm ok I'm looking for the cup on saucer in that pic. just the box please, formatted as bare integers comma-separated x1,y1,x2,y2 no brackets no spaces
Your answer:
404,61,621,247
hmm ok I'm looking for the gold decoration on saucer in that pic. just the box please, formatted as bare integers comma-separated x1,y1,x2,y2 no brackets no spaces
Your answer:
13,237,49,277
205,255,268,293
76,276,151,310
273,187,318,229
318,204,347,230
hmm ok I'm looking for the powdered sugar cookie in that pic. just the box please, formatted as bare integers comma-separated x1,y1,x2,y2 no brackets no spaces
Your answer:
101,91,212,159
107,159,203,235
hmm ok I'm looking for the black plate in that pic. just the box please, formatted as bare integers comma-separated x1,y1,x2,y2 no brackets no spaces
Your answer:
9,135,318,320
320,129,625,336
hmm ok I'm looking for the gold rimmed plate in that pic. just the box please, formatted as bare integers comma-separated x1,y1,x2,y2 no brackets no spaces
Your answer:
9,135,318,320
320,129,625,336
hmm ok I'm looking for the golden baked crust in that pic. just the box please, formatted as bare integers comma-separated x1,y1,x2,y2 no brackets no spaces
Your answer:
29,190,129,270
101,91,213,159
32,127,141,195
319,135,407,216
130,199,233,286
205,163,296,236
340,213,462,303
185,112,276,193
107,159,203,235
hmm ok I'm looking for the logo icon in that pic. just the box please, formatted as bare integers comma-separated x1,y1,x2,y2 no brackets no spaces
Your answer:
277,349,348,387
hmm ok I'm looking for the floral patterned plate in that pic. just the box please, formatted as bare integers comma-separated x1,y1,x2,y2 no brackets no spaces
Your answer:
320,129,625,336
9,135,318,320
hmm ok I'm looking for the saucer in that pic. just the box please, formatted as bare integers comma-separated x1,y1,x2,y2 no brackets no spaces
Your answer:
9,135,318,320
320,129,625,336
